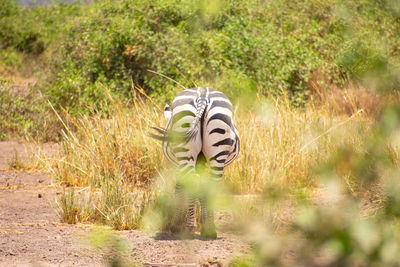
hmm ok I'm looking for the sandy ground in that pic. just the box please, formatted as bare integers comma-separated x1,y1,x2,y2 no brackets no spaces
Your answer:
0,141,249,266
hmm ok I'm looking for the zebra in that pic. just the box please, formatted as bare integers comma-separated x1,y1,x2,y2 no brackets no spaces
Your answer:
150,87,240,239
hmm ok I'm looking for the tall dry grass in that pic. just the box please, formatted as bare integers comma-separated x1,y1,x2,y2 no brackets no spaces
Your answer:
43,88,166,228
44,88,374,228
226,96,373,193
46,89,166,187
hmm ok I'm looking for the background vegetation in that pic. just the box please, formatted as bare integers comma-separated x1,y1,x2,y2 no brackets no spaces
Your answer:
2,0,400,115
2,0,400,265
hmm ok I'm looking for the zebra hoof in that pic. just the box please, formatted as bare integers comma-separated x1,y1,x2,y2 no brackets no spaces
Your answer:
200,226,217,239
170,224,184,234
180,229,195,240
170,225,196,239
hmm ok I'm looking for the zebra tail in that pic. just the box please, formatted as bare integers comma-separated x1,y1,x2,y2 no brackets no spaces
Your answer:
184,97,207,142
149,126,166,141
150,126,166,135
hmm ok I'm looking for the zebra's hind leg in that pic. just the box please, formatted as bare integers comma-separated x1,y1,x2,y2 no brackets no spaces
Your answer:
186,201,197,233
199,172,222,239
171,175,197,238
200,196,217,239
170,182,186,234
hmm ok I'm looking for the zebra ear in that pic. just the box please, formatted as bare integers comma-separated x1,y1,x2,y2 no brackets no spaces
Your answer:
164,104,171,122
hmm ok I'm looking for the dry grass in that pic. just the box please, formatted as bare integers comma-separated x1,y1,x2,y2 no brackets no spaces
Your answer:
225,95,373,193
307,68,382,117
42,87,375,228
46,90,166,187
43,88,165,228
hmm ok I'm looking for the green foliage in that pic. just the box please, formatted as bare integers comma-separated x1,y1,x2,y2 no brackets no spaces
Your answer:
335,1,400,92
142,190,176,232
2,0,400,113
0,79,58,141
50,0,337,109
52,0,400,111
0,0,19,18
88,227,137,266
229,255,256,267
0,47,23,71
0,0,81,53
0,81,32,140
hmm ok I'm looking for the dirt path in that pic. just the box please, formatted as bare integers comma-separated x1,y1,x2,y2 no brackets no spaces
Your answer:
0,141,248,266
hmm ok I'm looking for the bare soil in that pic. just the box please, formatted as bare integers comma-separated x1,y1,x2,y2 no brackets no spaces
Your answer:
0,141,248,266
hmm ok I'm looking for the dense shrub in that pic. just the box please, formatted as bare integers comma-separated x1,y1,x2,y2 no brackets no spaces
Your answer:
2,0,400,112
0,0,399,125
0,79,60,141
48,0,336,109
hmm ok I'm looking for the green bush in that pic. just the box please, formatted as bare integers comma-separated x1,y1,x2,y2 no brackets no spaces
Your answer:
49,0,338,110
0,0,82,53
2,0,400,113
0,79,59,141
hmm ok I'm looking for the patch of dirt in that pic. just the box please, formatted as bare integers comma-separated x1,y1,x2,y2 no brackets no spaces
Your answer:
124,231,248,266
0,141,249,266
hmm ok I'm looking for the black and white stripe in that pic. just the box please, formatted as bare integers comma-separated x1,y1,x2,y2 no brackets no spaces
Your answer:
151,87,240,238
